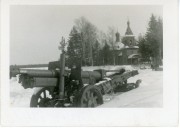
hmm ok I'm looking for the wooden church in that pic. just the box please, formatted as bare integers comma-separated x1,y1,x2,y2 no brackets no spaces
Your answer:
113,20,140,65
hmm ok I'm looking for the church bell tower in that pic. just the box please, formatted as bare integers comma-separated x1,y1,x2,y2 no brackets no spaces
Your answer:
122,20,136,46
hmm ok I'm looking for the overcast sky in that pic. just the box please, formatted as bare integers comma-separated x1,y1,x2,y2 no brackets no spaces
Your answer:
10,5,162,65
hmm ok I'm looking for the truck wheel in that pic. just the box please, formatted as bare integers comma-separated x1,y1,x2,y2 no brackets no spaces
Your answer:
76,85,103,107
30,87,54,107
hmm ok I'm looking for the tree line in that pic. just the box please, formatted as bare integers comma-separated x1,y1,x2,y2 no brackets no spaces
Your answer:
66,16,116,68
65,15,163,68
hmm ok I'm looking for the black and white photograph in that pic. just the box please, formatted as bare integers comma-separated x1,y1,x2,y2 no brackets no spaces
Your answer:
0,0,179,127
9,5,163,108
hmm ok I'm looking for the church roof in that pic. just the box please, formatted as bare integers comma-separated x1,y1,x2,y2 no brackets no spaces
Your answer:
114,42,124,50
125,20,133,35
124,46,139,49
128,54,140,59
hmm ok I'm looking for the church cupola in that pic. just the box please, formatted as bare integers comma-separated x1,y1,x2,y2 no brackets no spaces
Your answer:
115,31,120,42
122,20,136,47
125,20,133,35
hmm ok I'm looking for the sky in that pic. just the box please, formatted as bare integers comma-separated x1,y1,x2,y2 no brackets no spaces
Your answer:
10,5,162,65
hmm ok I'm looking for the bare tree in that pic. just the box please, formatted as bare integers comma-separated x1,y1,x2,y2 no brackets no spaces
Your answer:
107,26,116,65
97,30,107,47
75,16,98,66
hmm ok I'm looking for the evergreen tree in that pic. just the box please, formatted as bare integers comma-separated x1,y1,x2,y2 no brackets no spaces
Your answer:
102,41,110,65
138,14,163,67
146,14,158,57
157,17,163,60
98,49,104,65
92,40,100,66
66,26,83,68
145,14,163,67
138,36,151,61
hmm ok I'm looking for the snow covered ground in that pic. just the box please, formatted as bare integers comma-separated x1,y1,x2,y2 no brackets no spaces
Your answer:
10,65,163,108
99,69,163,107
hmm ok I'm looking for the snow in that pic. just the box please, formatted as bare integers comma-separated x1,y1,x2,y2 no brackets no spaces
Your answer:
10,66,163,108
82,65,136,71
10,78,34,107
99,69,163,108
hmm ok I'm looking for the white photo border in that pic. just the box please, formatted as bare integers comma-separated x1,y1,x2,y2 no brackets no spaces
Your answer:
1,0,178,126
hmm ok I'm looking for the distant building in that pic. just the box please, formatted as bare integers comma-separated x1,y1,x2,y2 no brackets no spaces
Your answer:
113,20,140,65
